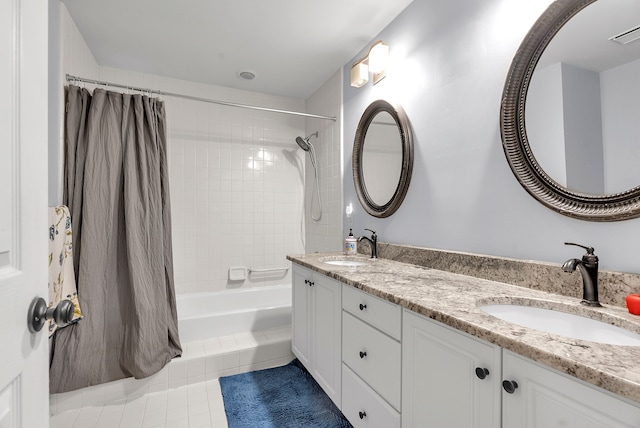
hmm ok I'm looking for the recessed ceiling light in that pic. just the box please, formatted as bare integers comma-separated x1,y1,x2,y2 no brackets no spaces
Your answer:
237,70,256,80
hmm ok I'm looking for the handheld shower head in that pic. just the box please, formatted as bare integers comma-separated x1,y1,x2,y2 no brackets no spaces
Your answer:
295,136,311,152
295,131,322,221
295,132,318,152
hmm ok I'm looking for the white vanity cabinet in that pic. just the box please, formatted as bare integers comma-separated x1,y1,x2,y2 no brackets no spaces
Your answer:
402,309,502,428
291,265,342,407
402,309,640,428
341,284,402,428
502,350,640,428
291,260,640,427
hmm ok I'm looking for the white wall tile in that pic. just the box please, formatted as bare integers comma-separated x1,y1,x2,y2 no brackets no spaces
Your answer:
304,69,343,253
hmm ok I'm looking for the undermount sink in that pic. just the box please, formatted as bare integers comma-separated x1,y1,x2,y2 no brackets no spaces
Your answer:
480,303,640,346
322,259,368,267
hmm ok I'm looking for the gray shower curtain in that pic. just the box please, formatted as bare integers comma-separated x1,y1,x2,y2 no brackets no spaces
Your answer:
50,85,182,393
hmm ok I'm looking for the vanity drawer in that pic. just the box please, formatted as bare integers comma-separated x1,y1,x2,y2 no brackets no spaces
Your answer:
342,364,400,428
342,312,401,410
342,284,401,340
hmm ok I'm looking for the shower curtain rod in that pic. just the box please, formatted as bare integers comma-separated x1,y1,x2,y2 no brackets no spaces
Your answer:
65,74,337,122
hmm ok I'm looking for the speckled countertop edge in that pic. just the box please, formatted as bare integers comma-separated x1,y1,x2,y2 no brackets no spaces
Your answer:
287,252,640,405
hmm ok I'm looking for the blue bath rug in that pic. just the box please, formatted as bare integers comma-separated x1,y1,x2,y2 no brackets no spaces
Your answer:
219,359,352,428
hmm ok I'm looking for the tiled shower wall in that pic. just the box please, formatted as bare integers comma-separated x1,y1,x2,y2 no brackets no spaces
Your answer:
303,72,343,253
159,80,306,294
58,4,339,295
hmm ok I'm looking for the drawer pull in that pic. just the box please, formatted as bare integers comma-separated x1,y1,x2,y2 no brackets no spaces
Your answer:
359,351,367,359
359,303,367,310
359,411,367,420
305,280,314,286
502,380,519,394
475,367,489,380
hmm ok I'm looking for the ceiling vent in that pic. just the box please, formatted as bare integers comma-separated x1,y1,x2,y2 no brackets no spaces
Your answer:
609,25,640,45
237,70,256,81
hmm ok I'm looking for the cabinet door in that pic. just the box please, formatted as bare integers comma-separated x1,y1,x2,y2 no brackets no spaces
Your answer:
312,273,342,407
292,266,311,367
502,351,640,428
402,310,501,428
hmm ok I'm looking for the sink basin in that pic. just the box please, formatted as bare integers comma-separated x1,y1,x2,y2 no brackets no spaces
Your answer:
323,259,367,267
480,304,640,346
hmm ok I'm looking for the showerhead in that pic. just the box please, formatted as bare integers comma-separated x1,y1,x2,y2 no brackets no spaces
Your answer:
295,136,311,152
295,132,318,152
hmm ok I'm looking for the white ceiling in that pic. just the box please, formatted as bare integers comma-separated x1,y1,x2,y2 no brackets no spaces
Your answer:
61,0,414,99
537,0,640,71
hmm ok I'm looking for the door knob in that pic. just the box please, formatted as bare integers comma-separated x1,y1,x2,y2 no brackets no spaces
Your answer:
27,297,74,333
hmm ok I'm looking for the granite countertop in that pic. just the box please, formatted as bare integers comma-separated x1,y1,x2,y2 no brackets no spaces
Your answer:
287,252,640,405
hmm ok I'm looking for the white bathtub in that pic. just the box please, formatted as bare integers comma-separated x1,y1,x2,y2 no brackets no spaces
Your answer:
176,284,292,343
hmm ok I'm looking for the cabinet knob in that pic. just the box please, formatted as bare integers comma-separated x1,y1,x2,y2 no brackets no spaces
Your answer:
359,351,367,359
308,281,314,286
359,303,367,310
359,411,367,420
475,367,490,380
502,380,519,394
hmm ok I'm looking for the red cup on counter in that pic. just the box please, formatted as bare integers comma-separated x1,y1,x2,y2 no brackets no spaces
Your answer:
626,294,640,315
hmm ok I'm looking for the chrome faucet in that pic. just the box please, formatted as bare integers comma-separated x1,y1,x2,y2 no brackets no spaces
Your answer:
358,229,378,259
562,242,601,307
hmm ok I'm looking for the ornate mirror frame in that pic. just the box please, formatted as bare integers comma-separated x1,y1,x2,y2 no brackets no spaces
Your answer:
500,0,640,221
353,100,413,218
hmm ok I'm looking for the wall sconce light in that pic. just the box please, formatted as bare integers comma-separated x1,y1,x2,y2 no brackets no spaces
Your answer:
350,40,390,88
350,60,369,88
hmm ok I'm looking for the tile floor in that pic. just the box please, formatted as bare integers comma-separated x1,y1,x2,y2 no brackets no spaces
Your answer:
50,326,294,428
50,379,228,428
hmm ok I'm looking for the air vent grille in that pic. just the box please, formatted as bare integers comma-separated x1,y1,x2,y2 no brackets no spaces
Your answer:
609,25,640,45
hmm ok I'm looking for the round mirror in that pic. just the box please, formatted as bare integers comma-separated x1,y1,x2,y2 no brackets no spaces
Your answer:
353,100,413,218
501,0,640,221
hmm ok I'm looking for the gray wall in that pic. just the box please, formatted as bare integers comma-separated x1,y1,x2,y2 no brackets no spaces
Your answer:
526,62,565,186
601,58,640,194
562,63,604,194
342,0,640,274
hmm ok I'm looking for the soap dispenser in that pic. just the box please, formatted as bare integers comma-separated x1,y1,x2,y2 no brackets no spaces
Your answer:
344,229,357,255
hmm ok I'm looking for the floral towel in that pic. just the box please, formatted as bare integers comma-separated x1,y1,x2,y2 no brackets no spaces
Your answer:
48,206,83,336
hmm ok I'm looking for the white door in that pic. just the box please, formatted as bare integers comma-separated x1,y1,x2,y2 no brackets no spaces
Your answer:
0,1,50,427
